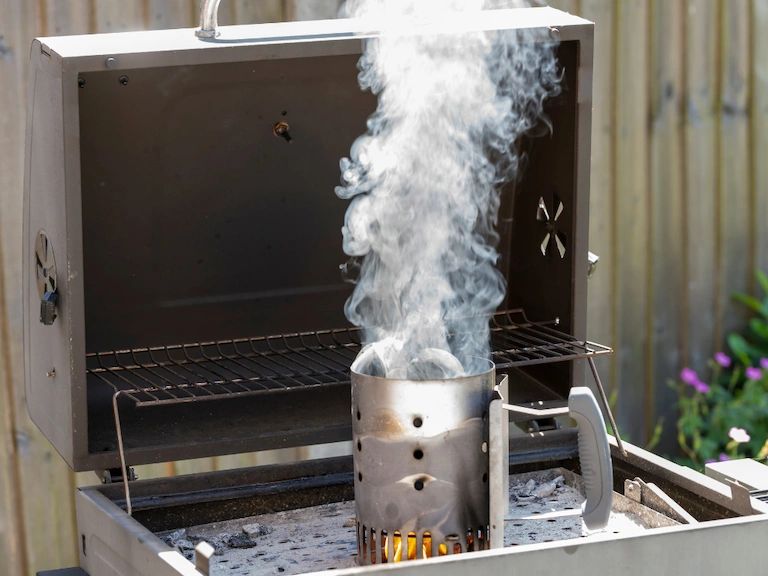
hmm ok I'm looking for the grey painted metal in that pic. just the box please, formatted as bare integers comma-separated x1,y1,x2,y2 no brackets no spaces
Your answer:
568,386,612,529
351,363,495,562
74,446,768,576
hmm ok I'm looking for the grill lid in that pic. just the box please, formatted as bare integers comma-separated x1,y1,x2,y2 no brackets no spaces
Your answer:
23,8,597,472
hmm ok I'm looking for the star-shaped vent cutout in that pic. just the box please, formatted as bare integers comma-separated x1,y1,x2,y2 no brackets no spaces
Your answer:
536,196,567,259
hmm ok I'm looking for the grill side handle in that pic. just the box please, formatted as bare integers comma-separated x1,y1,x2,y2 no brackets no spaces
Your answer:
196,0,223,38
568,386,613,530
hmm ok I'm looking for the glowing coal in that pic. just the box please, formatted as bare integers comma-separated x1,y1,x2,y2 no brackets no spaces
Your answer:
337,0,560,378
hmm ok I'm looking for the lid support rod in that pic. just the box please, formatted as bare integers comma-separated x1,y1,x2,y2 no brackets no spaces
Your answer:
111,391,133,515
586,356,626,456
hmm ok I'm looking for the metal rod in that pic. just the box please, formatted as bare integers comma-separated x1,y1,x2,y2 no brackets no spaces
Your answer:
586,356,626,456
111,391,132,516
196,0,222,38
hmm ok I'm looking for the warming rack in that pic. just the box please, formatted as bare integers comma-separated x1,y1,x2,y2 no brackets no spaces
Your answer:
86,308,612,408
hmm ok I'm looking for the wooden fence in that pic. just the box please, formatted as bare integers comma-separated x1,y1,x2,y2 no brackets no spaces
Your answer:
1,0,766,573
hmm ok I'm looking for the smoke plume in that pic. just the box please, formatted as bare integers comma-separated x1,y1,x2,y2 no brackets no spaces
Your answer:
337,0,560,378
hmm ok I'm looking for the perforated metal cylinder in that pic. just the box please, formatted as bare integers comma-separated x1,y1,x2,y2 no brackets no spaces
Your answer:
351,362,494,564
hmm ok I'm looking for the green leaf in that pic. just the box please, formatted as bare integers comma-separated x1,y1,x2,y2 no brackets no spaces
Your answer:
728,333,754,365
757,270,768,297
733,293,767,317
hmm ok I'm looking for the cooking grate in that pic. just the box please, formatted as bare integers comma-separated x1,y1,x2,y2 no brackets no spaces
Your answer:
87,309,611,407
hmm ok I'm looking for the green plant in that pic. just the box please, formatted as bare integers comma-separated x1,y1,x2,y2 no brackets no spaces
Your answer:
673,272,768,470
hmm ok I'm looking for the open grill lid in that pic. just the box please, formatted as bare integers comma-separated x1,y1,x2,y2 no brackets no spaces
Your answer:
23,7,598,472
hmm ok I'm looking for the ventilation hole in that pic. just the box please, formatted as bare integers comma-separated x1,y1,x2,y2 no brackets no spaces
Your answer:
413,416,423,428
564,506,574,510
358,472,363,482
370,528,377,564
414,479,424,491
423,532,433,558
563,526,572,531
613,531,620,535
547,518,557,523
513,523,523,527
381,530,388,563
357,440,362,451
510,542,519,546
482,472,488,483
393,531,403,562
544,539,553,543
356,409,361,421
532,510,540,515
413,448,424,460
407,532,417,560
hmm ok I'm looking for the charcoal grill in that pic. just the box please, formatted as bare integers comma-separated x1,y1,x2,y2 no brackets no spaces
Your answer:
23,4,768,576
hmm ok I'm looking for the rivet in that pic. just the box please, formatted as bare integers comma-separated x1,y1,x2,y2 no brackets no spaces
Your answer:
105,57,117,69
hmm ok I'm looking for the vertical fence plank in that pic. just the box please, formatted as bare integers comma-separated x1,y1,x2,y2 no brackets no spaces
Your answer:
613,0,651,443
717,1,752,339
547,0,581,14
648,0,685,450
684,1,718,375
147,0,196,30
0,6,28,574
233,0,285,25
579,0,616,410
0,2,83,573
286,0,342,21
753,0,768,276
44,1,91,36
94,0,147,32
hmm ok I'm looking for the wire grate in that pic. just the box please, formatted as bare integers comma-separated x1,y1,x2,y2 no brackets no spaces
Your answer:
87,309,612,407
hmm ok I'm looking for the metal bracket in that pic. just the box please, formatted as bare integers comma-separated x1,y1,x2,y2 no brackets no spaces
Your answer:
624,478,698,524
98,466,136,485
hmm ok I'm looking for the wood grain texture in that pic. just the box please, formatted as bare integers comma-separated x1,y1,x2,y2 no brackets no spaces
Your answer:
718,1,752,339
233,0,285,24
0,3,29,575
286,0,342,21
648,0,685,450
752,0,768,277
683,0,718,374
93,0,147,32
147,0,196,29
579,0,616,408
613,0,651,444
0,3,82,574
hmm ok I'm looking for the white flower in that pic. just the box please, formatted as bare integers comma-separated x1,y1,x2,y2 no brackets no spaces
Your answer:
728,427,751,444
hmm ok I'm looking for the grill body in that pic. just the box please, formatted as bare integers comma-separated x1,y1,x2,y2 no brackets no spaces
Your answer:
351,366,495,563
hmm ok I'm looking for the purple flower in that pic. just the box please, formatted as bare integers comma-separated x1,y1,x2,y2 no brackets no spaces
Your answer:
719,453,730,462
680,368,699,385
693,381,710,394
680,367,709,393
761,358,768,370
746,366,763,381
715,352,732,368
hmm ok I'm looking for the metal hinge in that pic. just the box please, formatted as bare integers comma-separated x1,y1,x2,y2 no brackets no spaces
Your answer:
98,466,136,484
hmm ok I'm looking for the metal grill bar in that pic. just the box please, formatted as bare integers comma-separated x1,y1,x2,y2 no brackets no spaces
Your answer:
86,309,612,407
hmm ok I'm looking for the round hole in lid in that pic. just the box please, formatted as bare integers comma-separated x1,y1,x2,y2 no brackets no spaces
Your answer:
358,472,363,482
414,479,425,491
413,448,424,460
413,416,423,428
357,440,362,451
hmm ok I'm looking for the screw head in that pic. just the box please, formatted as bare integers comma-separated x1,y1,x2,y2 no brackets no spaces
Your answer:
105,57,117,69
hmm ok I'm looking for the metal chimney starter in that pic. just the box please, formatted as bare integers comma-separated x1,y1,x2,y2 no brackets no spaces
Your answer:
351,362,495,563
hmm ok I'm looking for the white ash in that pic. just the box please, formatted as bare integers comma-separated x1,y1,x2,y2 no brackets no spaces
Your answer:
155,469,674,575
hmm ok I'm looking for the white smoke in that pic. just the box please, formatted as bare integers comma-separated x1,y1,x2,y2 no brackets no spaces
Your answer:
337,0,560,378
